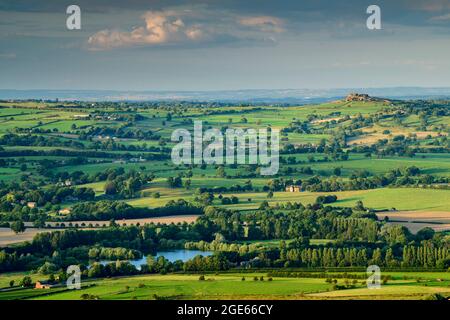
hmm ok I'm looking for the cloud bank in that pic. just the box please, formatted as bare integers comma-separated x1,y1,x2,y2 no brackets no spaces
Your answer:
87,9,285,50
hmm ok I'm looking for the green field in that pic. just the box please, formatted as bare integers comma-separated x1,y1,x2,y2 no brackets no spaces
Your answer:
124,187,450,212
0,271,448,300
0,98,449,301
1,100,449,216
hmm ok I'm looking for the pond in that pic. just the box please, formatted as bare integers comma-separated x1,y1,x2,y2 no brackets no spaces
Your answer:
93,249,213,270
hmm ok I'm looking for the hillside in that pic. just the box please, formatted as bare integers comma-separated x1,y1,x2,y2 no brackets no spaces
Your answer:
0,96,449,301
0,97,448,235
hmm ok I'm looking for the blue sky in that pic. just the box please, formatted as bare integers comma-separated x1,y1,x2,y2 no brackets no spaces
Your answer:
1,0,450,91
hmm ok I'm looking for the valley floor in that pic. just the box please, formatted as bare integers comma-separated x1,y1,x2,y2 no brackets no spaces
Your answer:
1,272,449,300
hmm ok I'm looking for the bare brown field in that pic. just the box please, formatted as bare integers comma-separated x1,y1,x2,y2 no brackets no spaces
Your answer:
1,215,200,246
377,211,450,223
23,214,200,228
0,228,53,247
78,215,200,226
387,221,450,234
377,210,450,233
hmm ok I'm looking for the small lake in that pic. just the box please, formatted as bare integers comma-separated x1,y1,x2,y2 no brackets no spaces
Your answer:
93,249,213,270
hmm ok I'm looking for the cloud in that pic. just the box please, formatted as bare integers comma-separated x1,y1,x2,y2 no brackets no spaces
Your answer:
87,8,285,50
88,10,209,50
430,13,450,21
408,0,450,12
239,16,284,33
0,52,16,59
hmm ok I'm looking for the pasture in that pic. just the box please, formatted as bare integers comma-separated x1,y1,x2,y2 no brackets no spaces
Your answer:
0,98,449,302
0,271,448,300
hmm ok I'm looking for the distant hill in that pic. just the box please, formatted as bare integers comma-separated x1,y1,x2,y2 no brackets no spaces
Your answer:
1,87,450,103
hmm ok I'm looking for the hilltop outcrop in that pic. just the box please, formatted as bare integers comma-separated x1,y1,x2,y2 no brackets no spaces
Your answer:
345,93,375,102
344,93,392,105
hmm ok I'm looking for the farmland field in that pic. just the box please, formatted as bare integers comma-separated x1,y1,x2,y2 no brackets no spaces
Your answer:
5,0,450,308
0,227,54,247
0,271,449,300
0,96,449,301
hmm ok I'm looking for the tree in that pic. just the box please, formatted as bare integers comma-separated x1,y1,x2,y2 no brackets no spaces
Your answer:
104,182,117,195
221,197,231,205
424,293,447,301
385,248,397,267
167,176,182,188
214,233,226,243
48,274,56,283
38,262,58,275
416,227,435,241
354,201,365,211
109,219,118,228
126,177,142,196
216,166,226,178
198,192,214,205
10,220,25,234
20,276,33,287
333,167,342,176
33,217,46,229
371,248,383,266
259,201,270,210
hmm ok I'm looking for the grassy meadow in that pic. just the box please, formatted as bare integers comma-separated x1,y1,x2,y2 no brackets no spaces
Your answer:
1,271,449,300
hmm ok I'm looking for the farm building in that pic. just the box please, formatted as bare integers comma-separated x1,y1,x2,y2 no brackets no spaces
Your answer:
27,202,36,208
58,208,71,215
285,185,302,192
35,281,56,289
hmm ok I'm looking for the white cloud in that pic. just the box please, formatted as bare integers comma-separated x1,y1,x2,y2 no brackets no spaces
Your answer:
87,9,285,50
88,10,208,50
430,13,450,21
239,16,284,33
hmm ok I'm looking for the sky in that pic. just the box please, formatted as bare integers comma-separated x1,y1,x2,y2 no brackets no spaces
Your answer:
1,0,450,91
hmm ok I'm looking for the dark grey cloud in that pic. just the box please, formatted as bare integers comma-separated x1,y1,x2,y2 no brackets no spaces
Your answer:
2,0,450,90
1,1,450,40
2,0,450,44
2,0,450,19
